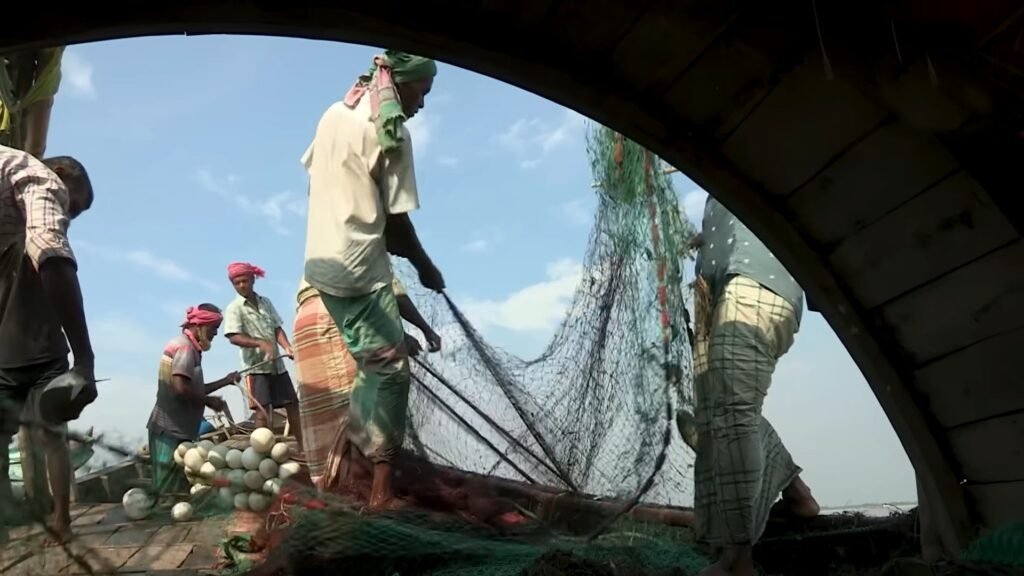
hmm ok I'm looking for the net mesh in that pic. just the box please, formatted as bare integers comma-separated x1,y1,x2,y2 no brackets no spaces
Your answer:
396,123,698,508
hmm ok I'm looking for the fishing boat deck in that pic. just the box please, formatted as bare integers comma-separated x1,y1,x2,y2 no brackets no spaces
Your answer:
1,503,264,575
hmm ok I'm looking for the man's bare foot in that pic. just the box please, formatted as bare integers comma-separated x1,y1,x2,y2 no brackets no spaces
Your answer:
365,497,410,513
699,545,756,576
43,518,71,547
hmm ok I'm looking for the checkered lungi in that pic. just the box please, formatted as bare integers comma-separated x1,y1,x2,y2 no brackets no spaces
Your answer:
293,293,357,485
320,284,410,465
693,274,802,547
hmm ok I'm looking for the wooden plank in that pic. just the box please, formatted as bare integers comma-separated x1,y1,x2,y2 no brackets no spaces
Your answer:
121,544,195,572
104,526,158,546
829,172,1018,309
610,0,733,95
877,240,1024,365
967,480,1024,531
548,0,655,55
914,328,1024,428
948,412,1024,483
789,124,959,248
721,54,887,195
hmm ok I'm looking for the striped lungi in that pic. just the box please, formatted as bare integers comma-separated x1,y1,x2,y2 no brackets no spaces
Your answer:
293,293,357,485
693,274,802,547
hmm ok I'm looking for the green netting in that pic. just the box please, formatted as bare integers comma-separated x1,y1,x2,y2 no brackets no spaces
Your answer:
960,522,1024,570
274,507,707,576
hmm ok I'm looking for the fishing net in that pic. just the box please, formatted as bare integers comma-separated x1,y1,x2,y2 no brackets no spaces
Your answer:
241,123,705,575
395,123,698,510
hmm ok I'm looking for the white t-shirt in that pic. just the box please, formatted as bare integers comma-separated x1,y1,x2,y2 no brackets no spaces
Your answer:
301,97,419,298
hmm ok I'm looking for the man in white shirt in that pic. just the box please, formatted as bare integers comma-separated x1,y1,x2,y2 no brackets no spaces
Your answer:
301,50,444,509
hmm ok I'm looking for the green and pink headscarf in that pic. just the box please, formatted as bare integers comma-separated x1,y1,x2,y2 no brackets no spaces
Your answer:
344,50,437,154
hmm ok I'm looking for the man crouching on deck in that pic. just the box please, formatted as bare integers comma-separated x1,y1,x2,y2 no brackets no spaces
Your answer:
224,262,303,450
301,50,444,510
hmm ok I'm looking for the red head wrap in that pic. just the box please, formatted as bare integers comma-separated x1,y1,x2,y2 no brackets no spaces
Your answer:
227,262,266,281
183,306,223,327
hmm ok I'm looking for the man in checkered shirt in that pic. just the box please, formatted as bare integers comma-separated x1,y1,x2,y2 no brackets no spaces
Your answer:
0,144,97,543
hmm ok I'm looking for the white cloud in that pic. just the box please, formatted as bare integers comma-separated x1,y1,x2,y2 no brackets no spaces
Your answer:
682,189,708,227
77,242,220,292
438,155,460,167
461,239,490,253
459,228,502,254
497,110,586,169
198,170,305,235
60,50,96,99
561,197,593,226
460,258,582,332
405,112,437,157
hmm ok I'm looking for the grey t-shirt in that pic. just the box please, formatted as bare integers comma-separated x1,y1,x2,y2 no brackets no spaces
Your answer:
696,198,804,326
147,333,206,440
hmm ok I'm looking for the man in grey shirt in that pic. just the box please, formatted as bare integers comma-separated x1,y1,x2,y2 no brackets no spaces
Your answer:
692,197,819,576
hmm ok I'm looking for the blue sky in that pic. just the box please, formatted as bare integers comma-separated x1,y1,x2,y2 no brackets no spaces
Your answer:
46,35,916,507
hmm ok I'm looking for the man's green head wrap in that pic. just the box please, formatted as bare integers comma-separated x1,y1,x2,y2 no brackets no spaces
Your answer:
379,50,437,84
346,50,438,154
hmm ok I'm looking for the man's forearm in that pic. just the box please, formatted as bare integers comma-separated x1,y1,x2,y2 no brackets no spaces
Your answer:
397,294,431,334
275,328,292,352
227,334,268,349
38,258,94,368
204,378,233,395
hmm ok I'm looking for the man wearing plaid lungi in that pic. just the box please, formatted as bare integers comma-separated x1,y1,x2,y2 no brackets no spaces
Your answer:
692,197,820,576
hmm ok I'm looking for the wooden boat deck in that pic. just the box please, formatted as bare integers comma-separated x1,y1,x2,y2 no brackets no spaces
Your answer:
0,503,265,575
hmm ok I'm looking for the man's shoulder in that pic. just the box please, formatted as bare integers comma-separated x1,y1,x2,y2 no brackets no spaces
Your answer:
1,145,49,186
224,295,245,312
163,333,193,355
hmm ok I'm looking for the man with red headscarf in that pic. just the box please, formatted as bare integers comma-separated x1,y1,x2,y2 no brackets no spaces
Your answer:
146,304,239,496
223,262,303,448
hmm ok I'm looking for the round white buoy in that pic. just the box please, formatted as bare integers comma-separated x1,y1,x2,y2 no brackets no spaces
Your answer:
183,448,204,473
184,468,200,486
249,492,271,513
218,487,235,508
269,442,290,463
171,502,194,522
243,470,264,491
226,449,244,469
176,441,195,457
190,484,212,497
233,492,250,511
258,458,279,479
250,428,275,455
199,462,217,480
173,449,185,467
278,461,301,480
228,469,246,491
195,441,212,460
208,445,229,469
241,447,262,471
262,478,282,496
122,488,154,521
